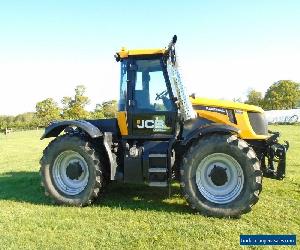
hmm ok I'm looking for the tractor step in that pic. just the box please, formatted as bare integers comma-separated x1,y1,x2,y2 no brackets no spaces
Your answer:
149,154,167,157
145,142,171,188
148,168,167,173
148,181,168,187
148,155,168,184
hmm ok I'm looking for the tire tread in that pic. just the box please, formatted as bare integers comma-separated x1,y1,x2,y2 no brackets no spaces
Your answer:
40,133,105,206
180,133,263,217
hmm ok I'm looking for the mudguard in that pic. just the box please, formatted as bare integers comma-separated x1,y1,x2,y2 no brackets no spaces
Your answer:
181,121,240,146
40,120,103,139
41,121,119,180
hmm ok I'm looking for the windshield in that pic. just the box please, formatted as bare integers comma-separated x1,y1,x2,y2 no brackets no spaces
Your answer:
134,59,174,111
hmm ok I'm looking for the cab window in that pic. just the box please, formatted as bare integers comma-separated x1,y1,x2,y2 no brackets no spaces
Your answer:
134,59,173,111
118,60,127,111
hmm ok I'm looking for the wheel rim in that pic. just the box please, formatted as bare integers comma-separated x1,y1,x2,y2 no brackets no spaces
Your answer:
52,150,89,196
196,153,244,204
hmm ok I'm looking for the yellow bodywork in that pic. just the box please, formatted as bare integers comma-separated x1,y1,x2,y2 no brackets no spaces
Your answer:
116,96,268,139
191,97,268,140
117,111,128,136
115,48,268,140
191,97,264,113
118,48,166,59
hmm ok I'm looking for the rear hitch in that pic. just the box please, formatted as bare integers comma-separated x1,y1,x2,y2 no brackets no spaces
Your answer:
263,130,289,180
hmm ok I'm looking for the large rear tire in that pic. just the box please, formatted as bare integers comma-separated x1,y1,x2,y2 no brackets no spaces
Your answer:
180,134,262,217
40,134,104,206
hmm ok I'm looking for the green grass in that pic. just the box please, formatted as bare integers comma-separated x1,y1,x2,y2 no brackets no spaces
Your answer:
0,126,299,249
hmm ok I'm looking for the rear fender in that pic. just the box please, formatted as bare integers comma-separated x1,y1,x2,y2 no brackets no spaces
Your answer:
41,121,119,180
41,120,102,140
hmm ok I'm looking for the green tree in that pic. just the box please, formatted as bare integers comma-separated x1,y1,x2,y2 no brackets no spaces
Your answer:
102,100,117,118
264,80,300,110
36,98,61,126
0,113,38,130
14,112,36,129
92,104,105,119
0,116,14,130
296,98,300,108
92,100,117,119
245,89,264,107
62,85,90,119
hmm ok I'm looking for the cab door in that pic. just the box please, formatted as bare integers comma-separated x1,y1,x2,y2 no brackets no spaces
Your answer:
127,58,177,138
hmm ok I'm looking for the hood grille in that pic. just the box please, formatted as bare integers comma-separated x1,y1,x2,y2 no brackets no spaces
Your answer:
248,112,268,135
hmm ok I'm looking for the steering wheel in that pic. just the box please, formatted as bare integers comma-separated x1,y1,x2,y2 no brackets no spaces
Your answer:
155,90,168,100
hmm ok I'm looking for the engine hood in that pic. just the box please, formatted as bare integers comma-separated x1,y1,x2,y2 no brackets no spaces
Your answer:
191,97,264,113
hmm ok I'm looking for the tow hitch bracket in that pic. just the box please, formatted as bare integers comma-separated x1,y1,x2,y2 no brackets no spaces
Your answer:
263,130,289,180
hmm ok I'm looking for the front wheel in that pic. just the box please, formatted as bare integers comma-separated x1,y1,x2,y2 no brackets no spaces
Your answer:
180,134,262,217
40,134,105,206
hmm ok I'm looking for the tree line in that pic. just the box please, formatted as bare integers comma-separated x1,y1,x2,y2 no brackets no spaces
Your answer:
0,85,117,130
1,80,299,131
245,80,300,110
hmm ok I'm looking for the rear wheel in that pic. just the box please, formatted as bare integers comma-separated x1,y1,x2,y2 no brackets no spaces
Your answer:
180,134,262,217
40,134,104,206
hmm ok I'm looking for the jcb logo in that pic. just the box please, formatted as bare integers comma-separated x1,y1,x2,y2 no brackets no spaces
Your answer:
137,119,155,129
136,117,166,131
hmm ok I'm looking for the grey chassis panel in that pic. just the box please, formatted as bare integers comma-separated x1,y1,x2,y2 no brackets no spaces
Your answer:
41,120,103,139
102,132,118,180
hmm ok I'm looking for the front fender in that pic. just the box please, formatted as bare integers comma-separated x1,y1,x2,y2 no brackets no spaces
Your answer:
181,122,240,146
41,120,103,139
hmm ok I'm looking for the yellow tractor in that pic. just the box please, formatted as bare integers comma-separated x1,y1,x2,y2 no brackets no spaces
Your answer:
40,36,288,217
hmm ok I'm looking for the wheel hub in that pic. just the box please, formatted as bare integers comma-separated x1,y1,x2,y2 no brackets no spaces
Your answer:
66,161,84,180
195,153,244,204
52,150,89,195
209,165,228,186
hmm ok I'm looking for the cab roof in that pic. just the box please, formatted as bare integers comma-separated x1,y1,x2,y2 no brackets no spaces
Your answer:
117,48,166,59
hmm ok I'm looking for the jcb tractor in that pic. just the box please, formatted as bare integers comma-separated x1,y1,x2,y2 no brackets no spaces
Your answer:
40,36,288,217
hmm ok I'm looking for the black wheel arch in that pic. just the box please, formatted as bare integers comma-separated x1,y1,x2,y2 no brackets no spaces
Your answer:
41,120,103,139
41,120,118,181
172,122,240,181
180,121,240,146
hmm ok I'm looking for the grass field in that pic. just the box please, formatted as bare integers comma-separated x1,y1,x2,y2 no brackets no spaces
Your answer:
0,125,299,249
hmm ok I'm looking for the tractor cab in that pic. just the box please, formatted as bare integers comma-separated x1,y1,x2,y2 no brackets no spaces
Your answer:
117,52,177,137
115,36,195,138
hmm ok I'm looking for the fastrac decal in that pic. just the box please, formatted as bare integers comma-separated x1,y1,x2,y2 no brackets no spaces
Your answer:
136,117,167,132
205,106,227,114
193,105,227,115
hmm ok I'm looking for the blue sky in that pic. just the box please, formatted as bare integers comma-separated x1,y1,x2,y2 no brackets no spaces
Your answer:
0,1,299,114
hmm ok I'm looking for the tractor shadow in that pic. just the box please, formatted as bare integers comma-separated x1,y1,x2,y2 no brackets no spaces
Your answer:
97,183,191,213
0,171,47,204
0,171,191,213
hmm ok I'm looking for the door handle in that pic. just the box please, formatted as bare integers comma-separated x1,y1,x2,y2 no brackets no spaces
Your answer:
128,100,136,107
